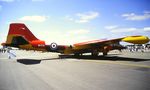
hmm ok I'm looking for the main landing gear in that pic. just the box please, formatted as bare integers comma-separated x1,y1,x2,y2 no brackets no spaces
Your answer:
102,51,108,56
91,49,108,56
74,53,83,57
91,50,99,56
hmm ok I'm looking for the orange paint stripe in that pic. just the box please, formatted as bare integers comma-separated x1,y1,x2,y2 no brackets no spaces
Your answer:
74,39,106,46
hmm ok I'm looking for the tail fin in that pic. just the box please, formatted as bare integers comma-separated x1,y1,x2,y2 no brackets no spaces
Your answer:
4,23,39,46
8,23,38,41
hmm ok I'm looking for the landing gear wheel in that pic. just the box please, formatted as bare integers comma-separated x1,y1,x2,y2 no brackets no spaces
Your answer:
102,52,108,56
91,50,99,56
74,53,80,57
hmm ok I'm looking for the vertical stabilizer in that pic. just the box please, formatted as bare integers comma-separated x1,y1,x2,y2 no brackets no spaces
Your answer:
8,23,38,41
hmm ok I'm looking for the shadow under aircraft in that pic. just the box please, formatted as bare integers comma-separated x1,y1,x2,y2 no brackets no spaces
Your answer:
16,54,150,65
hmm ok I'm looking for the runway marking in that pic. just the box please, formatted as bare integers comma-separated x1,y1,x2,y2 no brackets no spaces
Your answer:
83,60,150,68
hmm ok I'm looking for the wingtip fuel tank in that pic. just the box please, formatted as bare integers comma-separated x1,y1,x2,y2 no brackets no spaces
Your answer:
122,36,149,44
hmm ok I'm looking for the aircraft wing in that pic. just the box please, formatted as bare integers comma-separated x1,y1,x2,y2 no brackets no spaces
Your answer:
73,36,149,48
74,38,121,47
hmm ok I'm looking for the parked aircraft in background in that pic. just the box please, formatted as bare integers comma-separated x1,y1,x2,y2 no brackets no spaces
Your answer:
1,23,150,56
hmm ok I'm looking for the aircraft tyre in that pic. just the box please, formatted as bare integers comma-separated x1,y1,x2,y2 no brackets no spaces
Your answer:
102,52,108,56
74,53,80,57
91,50,99,56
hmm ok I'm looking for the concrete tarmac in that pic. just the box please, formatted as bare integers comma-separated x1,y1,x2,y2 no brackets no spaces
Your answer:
0,50,150,90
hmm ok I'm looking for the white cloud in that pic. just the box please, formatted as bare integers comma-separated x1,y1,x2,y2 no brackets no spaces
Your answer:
144,27,150,31
76,11,99,23
110,28,137,33
144,11,150,14
0,0,14,2
105,25,137,33
66,11,99,23
63,29,90,44
105,25,150,33
104,25,118,30
65,15,74,21
122,12,150,21
33,28,90,45
19,15,48,22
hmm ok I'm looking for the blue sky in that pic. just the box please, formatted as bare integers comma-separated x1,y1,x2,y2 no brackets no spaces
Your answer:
0,0,150,45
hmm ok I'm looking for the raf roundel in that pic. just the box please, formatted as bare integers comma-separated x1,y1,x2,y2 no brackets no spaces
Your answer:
50,42,58,50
